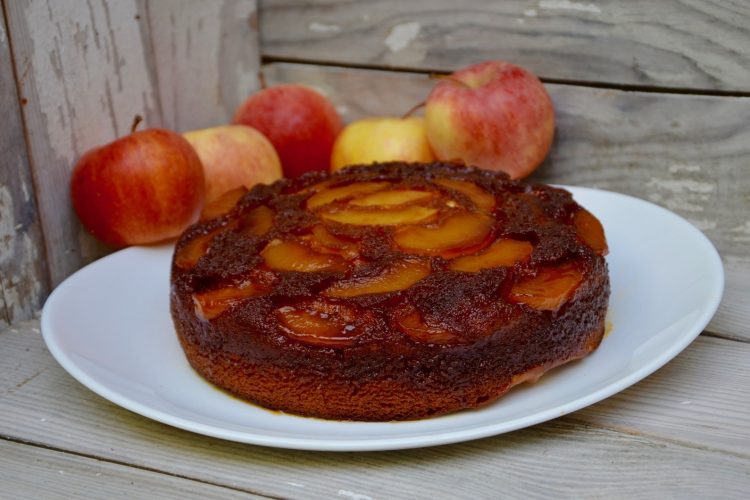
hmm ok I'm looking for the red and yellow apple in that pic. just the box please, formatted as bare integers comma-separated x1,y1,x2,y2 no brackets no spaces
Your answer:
71,128,204,247
183,124,282,206
424,60,555,179
330,116,435,172
233,84,342,178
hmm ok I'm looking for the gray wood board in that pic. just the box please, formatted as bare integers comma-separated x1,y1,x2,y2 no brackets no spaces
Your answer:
147,0,261,132
1,322,748,499
0,5,48,328
264,62,750,341
4,0,260,288
0,438,262,499
259,0,750,92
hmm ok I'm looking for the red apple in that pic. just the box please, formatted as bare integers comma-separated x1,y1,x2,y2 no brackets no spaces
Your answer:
71,128,204,247
232,84,342,177
183,124,282,205
424,61,554,179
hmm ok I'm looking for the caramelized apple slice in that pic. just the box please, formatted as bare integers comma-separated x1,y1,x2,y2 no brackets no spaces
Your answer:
261,239,346,272
394,212,493,257
574,208,608,255
349,189,433,207
306,181,390,209
397,310,460,344
297,178,334,195
277,300,362,347
434,178,496,212
325,259,430,297
174,224,231,270
193,278,271,320
200,187,248,221
509,262,583,311
238,205,274,237
449,239,533,272
308,225,360,259
321,205,438,226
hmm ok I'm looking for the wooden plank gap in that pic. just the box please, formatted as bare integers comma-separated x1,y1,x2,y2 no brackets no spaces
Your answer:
701,331,750,344
0,433,285,500
261,55,750,98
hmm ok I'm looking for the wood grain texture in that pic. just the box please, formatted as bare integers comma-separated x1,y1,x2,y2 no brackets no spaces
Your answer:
1,322,749,499
0,438,262,499
259,0,750,92
4,0,261,288
0,6,48,328
4,0,163,288
146,0,260,132
264,62,750,341
570,335,750,457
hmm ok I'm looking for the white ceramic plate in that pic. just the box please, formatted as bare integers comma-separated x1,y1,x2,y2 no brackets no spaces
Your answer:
41,187,724,451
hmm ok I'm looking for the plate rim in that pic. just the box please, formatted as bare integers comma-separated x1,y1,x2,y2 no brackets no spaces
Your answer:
40,186,725,451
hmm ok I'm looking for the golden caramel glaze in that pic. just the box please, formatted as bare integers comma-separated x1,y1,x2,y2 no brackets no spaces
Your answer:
170,162,610,421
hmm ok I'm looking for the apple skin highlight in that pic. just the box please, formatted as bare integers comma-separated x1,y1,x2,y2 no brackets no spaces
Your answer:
425,61,555,179
71,129,205,248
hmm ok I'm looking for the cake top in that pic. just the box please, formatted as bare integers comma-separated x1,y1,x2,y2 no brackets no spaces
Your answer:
171,162,607,348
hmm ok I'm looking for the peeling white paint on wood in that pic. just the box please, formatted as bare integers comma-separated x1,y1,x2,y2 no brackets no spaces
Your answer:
5,0,161,287
308,21,341,33
729,221,750,243
338,490,373,500
646,178,716,194
4,0,260,289
0,7,48,326
669,164,702,173
384,22,420,52
538,0,601,14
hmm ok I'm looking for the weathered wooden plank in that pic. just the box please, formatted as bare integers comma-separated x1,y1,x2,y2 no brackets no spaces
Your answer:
0,438,261,499
570,335,750,456
147,0,260,132
708,257,750,342
1,322,749,499
0,6,48,328
259,0,750,92
4,0,163,287
263,62,750,340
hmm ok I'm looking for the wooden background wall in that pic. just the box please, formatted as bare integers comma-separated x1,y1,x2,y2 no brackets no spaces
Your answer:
0,0,260,329
0,0,748,344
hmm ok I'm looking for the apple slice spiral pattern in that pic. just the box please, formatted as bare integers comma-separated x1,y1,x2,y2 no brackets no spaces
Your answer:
170,162,610,421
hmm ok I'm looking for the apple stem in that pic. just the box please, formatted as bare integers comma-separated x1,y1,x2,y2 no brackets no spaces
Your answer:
429,73,470,89
401,101,426,119
130,114,143,134
257,71,267,90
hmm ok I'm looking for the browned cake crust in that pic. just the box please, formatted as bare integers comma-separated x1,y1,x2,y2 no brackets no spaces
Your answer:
170,162,610,421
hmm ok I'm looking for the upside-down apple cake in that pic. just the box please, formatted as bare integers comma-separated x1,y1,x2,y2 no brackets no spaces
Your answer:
170,162,609,421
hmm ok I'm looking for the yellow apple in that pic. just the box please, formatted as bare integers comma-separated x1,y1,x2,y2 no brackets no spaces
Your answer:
183,125,282,205
330,116,435,172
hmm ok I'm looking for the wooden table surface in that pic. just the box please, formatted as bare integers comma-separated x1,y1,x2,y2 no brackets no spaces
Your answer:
1,1,749,498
